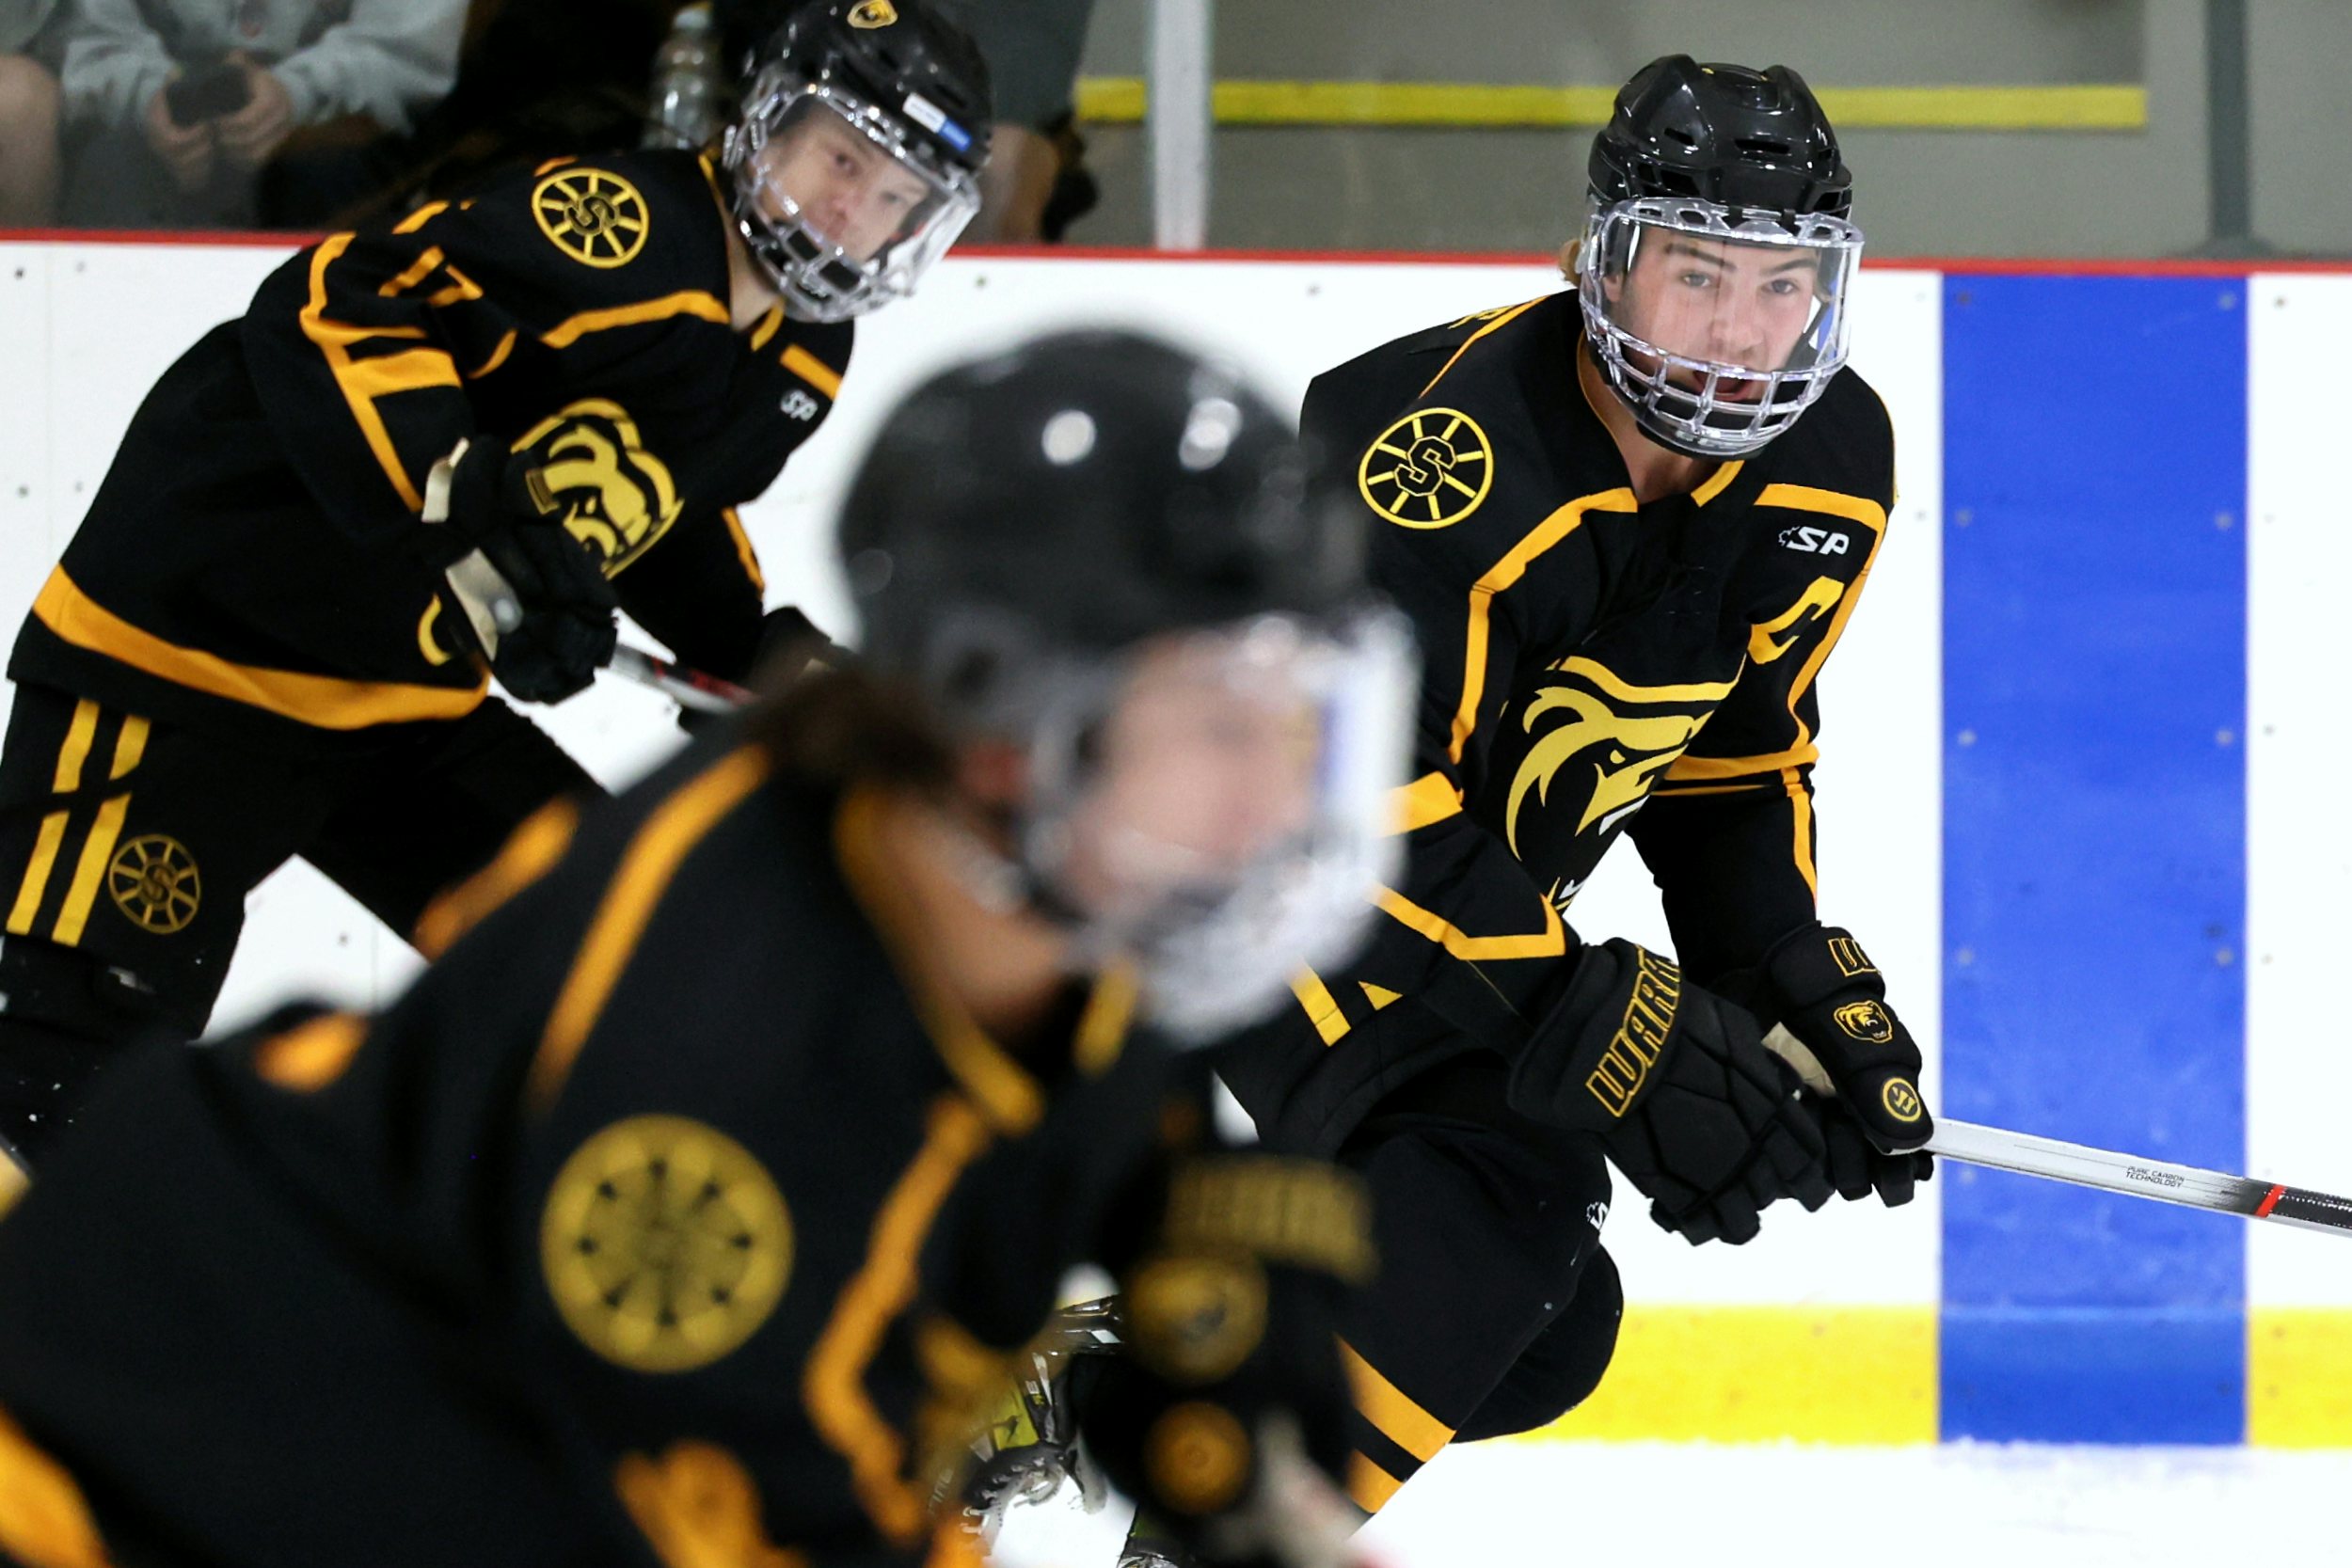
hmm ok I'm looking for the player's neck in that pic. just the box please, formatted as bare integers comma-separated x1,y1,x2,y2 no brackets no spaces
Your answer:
862,789,1076,1047
1576,340,1720,504
724,225,787,331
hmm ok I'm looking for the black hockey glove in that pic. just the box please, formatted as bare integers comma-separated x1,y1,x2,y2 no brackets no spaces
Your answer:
429,436,619,705
672,606,849,735
1728,924,1934,1155
1082,1153,1373,1568
1820,1096,1933,1208
1505,939,1834,1245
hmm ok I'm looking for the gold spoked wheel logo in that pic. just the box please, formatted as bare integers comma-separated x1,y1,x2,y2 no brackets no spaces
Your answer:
542,1116,793,1373
1358,407,1494,530
108,835,199,934
532,168,651,269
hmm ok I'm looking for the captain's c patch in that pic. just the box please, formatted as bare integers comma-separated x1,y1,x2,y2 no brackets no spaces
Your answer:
1358,407,1493,530
542,1115,793,1373
532,167,650,269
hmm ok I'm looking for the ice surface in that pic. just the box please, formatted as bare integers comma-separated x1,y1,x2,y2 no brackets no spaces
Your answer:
989,1439,2348,1568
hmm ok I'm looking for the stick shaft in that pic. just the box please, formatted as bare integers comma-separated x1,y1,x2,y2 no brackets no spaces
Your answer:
605,643,752,714
1928,1117,2352,1237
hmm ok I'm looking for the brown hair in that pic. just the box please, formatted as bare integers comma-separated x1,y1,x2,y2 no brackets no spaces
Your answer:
739,659,956,792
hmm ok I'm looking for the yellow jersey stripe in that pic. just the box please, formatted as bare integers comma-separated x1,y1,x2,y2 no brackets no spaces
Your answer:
50,701,97,793
52,793,130,946
539,291,730,350
529,749,771,1110
804,1097,993,1545
1375,883,1565,962
782,343,844,399
7,812,69,937
33,568,488,729
1289,970,1352,1046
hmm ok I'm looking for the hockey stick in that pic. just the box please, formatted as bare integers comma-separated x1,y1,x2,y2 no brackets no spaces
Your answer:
1761,1025,2351,1236
1926,1117,2352,1238
605,643,754,714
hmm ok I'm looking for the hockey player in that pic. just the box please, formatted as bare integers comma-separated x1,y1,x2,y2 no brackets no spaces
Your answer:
1088,58,1943,1560
0,329,1419,1568
0,0,993,1171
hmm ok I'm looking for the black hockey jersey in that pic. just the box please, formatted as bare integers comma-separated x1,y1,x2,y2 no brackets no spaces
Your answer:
1223,289,1898,1146
0,734,1196,1568
11,150,850,752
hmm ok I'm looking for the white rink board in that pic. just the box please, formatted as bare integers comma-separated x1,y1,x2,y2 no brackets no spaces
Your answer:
2246,273,2352,1309
2,241,1945,1307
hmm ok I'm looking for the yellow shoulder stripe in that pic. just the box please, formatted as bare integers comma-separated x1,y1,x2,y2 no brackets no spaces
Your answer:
1375,883,1565,961
299,233,451,514
540,291,730,349
782,343,843,399
528,748,772,1110
1386,770,1464,835
1448,489,1640,765
1417,295,1549,398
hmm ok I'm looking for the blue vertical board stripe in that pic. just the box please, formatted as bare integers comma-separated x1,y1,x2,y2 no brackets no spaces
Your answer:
1940,276,2248,1444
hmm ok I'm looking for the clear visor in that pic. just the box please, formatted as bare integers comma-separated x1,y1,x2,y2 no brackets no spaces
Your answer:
1026,607,1418,1042
1577,196,1864,456
726,82,979,322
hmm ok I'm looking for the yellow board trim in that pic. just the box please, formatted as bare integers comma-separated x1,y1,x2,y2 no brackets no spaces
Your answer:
33,568,488,730
51,794,129,947
7,812,69,937
781,343,844,399
1525,1305,1937,1445
1341,1338,1454,1463
51,701,97,794
541,291,731,350
2250,1307,2352,1449
1289,970,1351,1047
804,1096,993,1545
529,749,771,1110
1075,79,2148,132
1448,488,1641,766
1375,882,1565,962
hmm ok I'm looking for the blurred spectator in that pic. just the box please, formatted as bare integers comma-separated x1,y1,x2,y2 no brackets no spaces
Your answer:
0,0,68,225
955,0,1098,243
56,0,467,229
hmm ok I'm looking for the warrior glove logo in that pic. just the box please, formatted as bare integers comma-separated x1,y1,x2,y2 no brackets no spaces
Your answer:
1585,947,1682,1117
541,1116,793,1373
514,400,684,575
532,167,650,268
1358,408,1493,529
1503,657,1732,864
1883,1078,1925,1124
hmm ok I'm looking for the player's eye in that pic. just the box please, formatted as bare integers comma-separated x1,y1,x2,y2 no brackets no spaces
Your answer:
1765,277,1803,296
1677,270,1717,290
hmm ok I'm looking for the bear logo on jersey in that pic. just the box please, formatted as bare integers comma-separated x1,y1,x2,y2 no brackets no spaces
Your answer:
512,400,685,576
108,834,199,934
541,1116,794,1373
1502,657,1734,863
1357,408,1493,530
532,167,651,269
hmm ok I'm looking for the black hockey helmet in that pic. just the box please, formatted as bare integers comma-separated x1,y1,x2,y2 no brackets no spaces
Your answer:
841,329,1368,711
834,329,1416,1043
1589,55,1851,219
1575,55,1865,458
722,0,992,320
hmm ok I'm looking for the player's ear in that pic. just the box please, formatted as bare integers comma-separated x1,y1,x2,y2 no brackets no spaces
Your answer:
1557,238,1579,281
